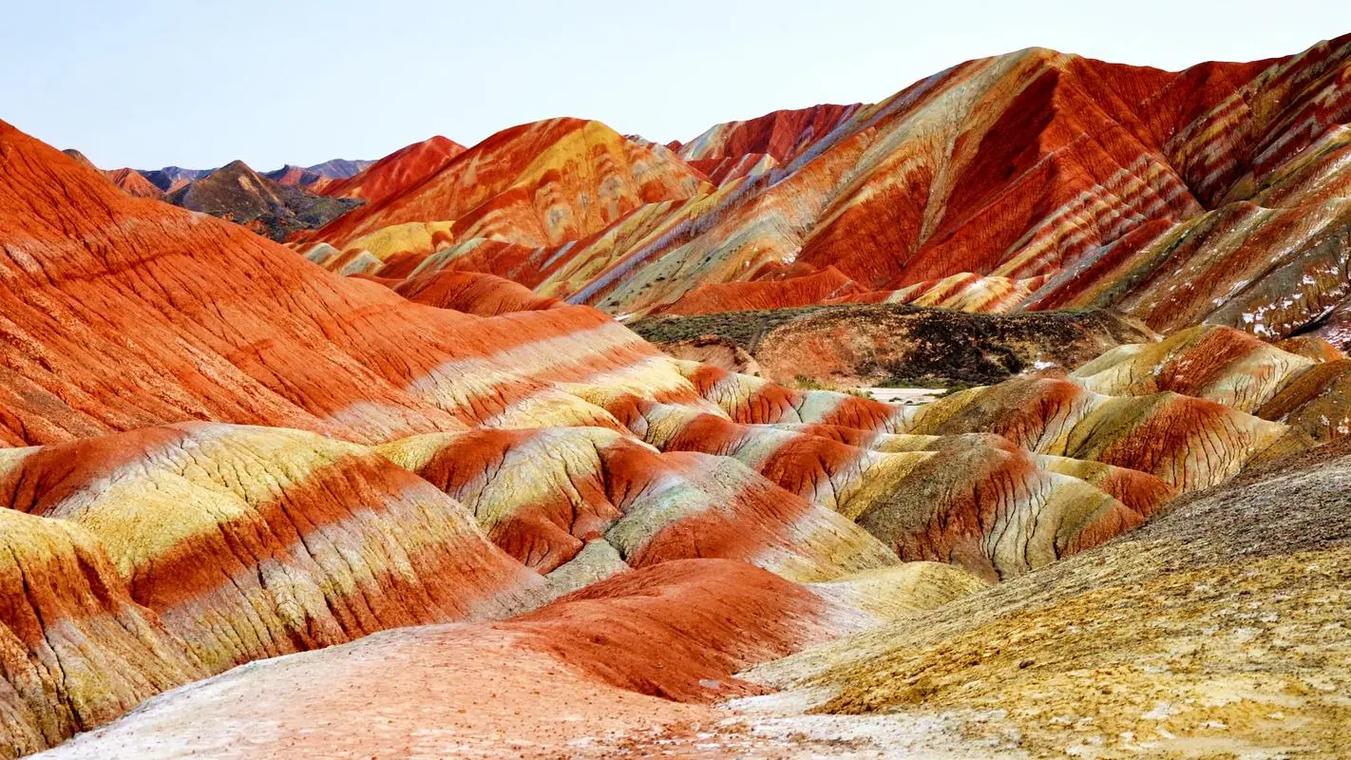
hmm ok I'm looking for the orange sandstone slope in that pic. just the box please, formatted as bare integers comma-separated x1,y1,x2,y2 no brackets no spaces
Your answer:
103,167,163,199
317,134,465,205
299,118,710,253
0,116,1335,757
0,118,691,444
302,35,1351,348
61,149,163,199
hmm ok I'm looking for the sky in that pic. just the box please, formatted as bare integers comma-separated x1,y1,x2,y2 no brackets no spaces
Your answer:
2,0,1347,170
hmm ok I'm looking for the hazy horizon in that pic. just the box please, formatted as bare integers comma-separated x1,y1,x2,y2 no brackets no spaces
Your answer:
5,0,1347,171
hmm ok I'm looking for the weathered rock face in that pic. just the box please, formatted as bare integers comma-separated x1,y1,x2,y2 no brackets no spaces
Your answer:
1074,323,1351,441
297,118,710,256
315,135,464,206
898,375,1307,491
675,104,864,166
0,424,546,674
745,440,1351,758
299,36,1350,350
376,427,898,585
635,403,1171,582
0,509,202,757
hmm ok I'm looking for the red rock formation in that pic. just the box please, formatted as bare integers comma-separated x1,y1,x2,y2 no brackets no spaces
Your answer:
635,403,1164,581
103,167,162,199
0,509,202,756
294,36,1349,345
677,104,863,164
317,135,465,206
1074,324,1351,441
388,269,563,315
377,427,896,582
2,38,1343,758
37,559,938,759
901,375,1306,490
0,119,698,444
686,152,777,184
302,119,709,253
506,559,841,701
0,423,545,673
662,267,866,315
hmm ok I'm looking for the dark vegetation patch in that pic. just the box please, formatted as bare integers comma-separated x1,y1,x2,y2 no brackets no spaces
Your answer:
634,304,1154,388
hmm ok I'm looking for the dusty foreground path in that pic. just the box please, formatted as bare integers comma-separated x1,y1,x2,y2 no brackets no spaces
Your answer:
35,625,1009,759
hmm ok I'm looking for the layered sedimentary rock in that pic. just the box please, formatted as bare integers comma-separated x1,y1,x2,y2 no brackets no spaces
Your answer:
635,404,1170,581
36,558,988,758
376,427,897,584
0,510,202,757
297,118,710,256
316,135,465,205
3,35,1347,756
744,440,1351,758
675,104,861,163
299,36,1349,349
0,120,711,445
0,423,545,674
1074,323,1351,441
897,375,1306,490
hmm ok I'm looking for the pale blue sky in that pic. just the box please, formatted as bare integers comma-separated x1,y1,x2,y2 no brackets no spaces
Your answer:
2,0,1347,170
